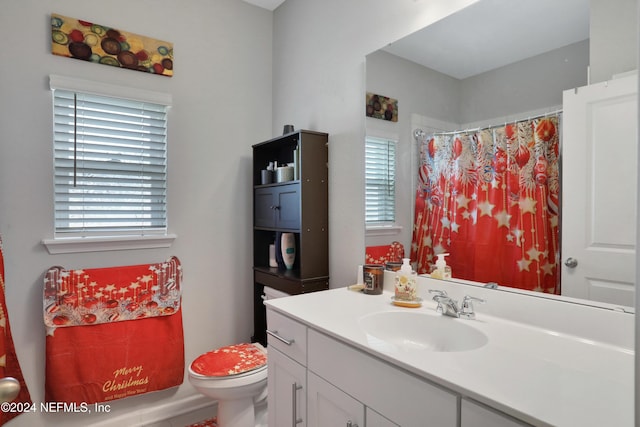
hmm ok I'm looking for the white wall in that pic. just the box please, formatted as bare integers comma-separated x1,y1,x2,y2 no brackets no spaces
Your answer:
459,40,589,124
366,51,462,125
590,0,638,83
0,1,272,425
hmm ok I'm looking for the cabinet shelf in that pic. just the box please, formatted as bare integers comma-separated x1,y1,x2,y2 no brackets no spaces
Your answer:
253,266,330,282
254,180,301,189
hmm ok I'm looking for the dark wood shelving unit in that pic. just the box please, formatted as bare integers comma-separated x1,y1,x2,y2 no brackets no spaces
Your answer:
251,130,329,345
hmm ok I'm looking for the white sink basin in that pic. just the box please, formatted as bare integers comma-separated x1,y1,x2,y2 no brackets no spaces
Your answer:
359,311,488,353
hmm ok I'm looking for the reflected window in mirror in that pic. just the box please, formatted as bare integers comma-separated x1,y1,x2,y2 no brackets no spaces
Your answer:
365,135,397,231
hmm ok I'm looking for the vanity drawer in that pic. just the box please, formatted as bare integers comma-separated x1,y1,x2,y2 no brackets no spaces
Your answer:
461,398,532,427
266,309,307,365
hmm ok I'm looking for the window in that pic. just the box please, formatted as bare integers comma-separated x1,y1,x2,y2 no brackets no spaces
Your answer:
365,136,396,225
49,76,171,242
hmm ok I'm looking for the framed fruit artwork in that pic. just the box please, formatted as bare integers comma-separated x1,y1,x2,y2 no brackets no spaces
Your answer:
51,13,174,77
366,92,398,122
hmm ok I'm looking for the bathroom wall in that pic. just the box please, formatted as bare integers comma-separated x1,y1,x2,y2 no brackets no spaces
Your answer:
0,0,272,425
590,0,638,83
459,40,589,124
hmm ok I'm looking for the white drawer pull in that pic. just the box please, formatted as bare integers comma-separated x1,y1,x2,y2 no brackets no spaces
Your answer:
292,382,303,425
266,329,295,346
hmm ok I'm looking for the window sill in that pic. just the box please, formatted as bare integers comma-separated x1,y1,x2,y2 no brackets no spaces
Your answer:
365,224,403,237
42,234,177,254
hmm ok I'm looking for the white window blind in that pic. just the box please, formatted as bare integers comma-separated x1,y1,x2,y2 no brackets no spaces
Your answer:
52,84,169,237
365,136,396,224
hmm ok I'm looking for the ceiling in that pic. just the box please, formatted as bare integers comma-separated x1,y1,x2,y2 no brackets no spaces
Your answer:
382,0,590,79
241,0,590,79
242,0,285,11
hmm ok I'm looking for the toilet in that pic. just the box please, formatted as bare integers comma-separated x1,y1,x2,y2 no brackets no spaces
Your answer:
188,342,268,427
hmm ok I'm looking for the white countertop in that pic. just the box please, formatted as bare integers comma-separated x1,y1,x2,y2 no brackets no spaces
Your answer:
265,285,634,427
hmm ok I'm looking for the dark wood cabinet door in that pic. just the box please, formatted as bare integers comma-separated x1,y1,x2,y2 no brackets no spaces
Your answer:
275,185,300,230
254,183,300,230
254,187,276,228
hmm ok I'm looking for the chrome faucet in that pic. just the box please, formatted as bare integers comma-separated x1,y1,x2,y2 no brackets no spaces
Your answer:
429,290,485,319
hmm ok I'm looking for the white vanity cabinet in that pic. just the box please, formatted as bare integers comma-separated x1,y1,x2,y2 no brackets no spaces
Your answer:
267,310,308,426
307,372,365,427
366,409,398,427
307,372,399,427
268,348,306,426
267,308,457,427
461,399,532,427
265,285,634,427
307,329,456,427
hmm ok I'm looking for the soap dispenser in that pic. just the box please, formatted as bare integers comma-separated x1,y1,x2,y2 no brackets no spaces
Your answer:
394,258,418,302
431,253,452,280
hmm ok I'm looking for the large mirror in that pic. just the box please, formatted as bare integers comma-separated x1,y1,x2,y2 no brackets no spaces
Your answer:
365,0,638,310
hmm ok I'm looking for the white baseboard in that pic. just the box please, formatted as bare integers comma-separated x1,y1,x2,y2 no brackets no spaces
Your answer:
90,394,216,427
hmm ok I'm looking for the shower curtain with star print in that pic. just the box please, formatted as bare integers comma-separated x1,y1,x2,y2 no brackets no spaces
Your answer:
410,116,560,294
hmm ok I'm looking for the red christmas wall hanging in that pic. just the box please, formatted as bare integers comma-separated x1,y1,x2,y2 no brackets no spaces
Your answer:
43,257,184,404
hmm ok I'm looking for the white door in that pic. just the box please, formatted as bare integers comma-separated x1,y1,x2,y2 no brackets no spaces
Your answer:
561,73,637,306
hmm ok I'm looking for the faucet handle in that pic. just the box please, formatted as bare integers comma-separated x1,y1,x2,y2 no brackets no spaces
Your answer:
460,295,485,319
428,290,448,314
429,289,448,298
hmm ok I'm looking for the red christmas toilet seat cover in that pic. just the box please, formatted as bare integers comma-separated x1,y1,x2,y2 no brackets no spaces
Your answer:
191,343,267,377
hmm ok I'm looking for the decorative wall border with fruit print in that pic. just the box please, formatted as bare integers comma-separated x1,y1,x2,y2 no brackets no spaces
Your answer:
51,13,174,77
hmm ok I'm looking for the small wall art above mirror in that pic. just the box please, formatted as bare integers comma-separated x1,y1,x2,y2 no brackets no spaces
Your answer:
365,0,638,310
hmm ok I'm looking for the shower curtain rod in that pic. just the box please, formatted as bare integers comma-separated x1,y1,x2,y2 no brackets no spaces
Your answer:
417,108,562,138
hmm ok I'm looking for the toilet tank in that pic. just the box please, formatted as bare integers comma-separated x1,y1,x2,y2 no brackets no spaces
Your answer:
262,286,291,301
